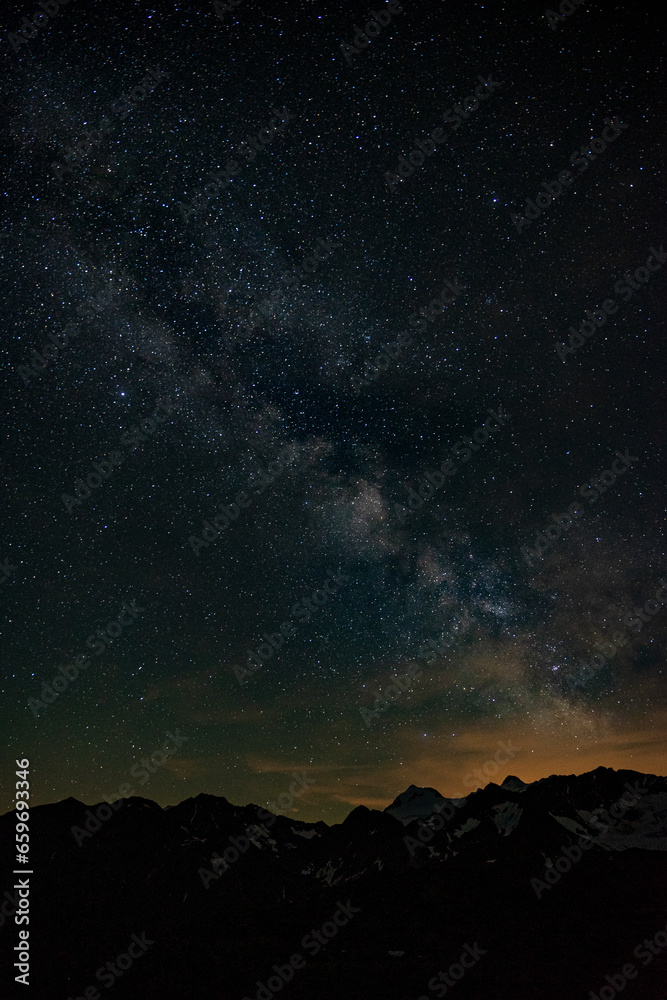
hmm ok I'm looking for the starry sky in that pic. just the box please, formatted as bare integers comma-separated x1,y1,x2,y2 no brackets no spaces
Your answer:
1,0,666,824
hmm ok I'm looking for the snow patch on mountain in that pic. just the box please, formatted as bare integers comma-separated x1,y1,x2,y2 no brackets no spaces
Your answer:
492,801,523,836
571,802,667,851
551,813,591,837
314,859,344,885
453,817,480,838
385,784,454,825
501,775,528,792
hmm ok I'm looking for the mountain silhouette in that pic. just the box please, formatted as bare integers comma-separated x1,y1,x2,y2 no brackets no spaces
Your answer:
1,767,666,999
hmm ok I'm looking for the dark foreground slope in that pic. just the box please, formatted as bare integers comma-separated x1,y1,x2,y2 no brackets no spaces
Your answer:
1,767,666,1000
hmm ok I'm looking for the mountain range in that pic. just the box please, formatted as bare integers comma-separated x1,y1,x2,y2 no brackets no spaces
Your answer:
1,766,666,999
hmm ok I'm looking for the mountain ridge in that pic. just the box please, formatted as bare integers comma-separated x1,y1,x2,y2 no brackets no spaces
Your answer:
1,766,666,999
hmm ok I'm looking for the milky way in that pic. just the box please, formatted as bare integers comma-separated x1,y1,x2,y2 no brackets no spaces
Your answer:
1,0,665,822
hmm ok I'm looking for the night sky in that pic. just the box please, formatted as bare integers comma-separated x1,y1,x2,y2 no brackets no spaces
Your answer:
1,0,666,825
